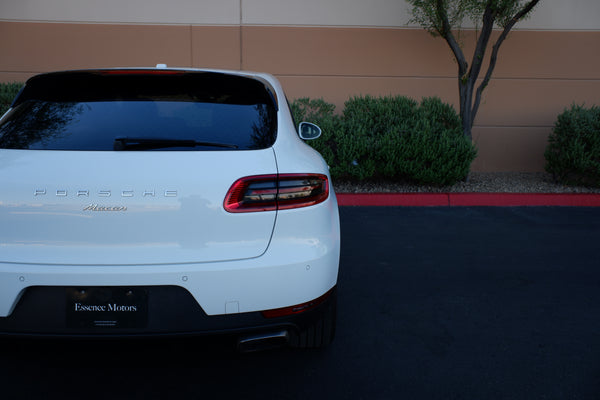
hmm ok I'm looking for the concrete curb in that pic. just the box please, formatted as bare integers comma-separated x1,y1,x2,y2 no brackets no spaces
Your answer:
336,193,600,207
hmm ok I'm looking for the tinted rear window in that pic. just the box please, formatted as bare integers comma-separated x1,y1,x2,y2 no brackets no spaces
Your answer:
0,71,277,151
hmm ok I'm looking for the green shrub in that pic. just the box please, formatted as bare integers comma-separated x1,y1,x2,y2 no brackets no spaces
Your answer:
382,97,477,185
339,95,476,185
289,98,342,169
545,104,600,187
340,95,418,180
290,95,477,185
290,97,335,124
0,82,23,115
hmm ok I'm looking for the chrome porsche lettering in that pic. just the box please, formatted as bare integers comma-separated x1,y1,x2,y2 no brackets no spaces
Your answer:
33,189,178,198
83,204,127,212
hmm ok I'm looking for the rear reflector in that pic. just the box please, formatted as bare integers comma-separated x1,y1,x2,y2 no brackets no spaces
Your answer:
224,174,329,213
261,289,334,318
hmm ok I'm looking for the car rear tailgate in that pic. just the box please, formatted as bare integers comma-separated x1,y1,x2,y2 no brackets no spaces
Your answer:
0,149,277,265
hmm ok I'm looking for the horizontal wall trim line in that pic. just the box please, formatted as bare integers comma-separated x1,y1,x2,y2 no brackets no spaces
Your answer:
277,74,600,82
0,19,240,27
242,24,600,33
2,72,598,83
2,19,599,32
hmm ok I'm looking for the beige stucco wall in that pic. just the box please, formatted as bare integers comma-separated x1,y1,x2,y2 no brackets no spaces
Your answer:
1,1,599,172
3,0,600,29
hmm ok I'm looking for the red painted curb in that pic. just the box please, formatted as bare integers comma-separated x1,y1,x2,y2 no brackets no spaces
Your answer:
337,193,448,207
336,193,600,207
450,193,600,207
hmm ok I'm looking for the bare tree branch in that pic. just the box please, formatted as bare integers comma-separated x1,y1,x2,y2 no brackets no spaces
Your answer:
407,0,541,139
472,0,541,122
435,0,469,77
465,4,496,128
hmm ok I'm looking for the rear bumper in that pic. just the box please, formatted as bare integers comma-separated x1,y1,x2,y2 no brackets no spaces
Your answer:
0,251,338,320
6,196,338,314
0,197,340,337
0,285,337,339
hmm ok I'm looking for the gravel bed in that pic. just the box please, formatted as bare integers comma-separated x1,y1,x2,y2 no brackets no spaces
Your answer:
333,172,600,194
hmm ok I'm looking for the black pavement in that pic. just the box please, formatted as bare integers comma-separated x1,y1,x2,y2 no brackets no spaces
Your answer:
2,206,600,400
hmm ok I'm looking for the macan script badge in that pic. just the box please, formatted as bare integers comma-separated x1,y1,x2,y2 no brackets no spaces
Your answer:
83,204,127,212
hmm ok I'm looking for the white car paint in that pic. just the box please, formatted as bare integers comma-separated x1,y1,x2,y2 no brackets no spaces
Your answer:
0,68,340,322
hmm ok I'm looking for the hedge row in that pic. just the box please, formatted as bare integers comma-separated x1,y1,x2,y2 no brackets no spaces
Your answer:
291,95,477,186
6,79,596,188
545,104,600,187
0,82,22,115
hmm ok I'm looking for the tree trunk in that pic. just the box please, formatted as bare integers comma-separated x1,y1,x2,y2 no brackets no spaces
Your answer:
459,77,474,141
434,0,541,141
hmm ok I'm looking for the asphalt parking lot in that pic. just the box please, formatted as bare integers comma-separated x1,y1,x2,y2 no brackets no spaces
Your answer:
2,206,600,400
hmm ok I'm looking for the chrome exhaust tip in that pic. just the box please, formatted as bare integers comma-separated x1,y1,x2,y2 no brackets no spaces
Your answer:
237,330,289,353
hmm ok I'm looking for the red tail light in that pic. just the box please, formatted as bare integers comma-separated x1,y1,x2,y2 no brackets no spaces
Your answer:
224,174,329,213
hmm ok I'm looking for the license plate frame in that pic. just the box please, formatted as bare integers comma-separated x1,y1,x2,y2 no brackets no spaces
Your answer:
66,287,148,329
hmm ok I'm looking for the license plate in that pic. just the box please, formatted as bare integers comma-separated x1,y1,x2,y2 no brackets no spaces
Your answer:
66,287,148,329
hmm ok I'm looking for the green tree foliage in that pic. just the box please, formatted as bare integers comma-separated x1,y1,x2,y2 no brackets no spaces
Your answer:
406,0,540,140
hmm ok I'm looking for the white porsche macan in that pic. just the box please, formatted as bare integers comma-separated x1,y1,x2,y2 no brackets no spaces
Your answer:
0,67,340,351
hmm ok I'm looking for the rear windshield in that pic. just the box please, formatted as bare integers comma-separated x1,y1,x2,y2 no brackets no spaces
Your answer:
0,71,277,151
